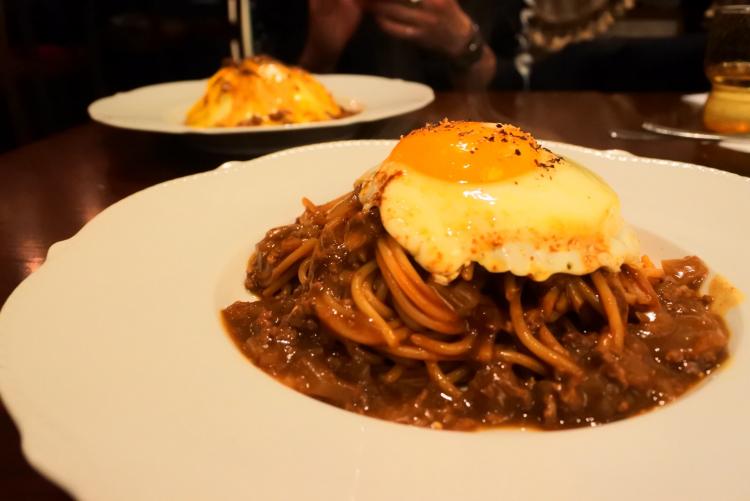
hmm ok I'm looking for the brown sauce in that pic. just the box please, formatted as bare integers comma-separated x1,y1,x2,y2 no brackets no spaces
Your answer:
222,205,730,431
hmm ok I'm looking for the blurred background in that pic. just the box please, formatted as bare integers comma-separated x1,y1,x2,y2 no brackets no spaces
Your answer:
0,0,716,153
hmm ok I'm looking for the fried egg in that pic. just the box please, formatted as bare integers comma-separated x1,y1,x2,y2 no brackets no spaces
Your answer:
358,121,640,283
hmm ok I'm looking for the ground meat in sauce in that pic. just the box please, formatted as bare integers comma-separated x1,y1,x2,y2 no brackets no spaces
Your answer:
223,209,730,431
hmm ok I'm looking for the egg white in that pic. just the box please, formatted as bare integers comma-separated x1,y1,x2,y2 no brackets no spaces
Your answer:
359,150,640,283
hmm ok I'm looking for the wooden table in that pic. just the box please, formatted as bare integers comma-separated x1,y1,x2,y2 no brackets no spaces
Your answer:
1,92,748,499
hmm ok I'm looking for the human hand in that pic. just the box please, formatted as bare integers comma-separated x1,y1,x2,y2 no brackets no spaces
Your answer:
368,0,474,58
307,0,365,56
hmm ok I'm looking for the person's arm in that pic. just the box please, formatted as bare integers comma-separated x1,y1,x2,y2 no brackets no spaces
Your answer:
448,22,497,91
369,0,497,89
298,0,364,72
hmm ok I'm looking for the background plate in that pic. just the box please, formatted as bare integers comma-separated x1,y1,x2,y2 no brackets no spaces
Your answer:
88,75,433,154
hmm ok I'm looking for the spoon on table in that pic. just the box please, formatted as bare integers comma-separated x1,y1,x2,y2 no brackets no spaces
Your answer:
609,123,750,143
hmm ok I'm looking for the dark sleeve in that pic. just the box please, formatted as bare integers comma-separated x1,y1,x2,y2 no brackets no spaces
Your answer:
681,0,711,33
467,0,523,89
529,34,709,92
251,0,308,63
478,0,522,61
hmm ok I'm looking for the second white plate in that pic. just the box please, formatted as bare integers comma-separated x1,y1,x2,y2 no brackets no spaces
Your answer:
88,74,434,134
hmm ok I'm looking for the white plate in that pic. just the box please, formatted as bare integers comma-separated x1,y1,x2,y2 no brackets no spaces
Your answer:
720,140,750,155
681,92,708,107
1,141,749,501
88,75,434,134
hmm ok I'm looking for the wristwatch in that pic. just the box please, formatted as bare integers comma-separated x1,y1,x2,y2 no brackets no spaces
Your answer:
451,22,485,71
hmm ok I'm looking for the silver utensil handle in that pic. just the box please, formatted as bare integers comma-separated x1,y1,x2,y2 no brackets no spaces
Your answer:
642,122,750,143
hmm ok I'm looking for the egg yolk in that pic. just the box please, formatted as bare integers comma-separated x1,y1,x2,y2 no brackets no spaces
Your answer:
386,121,542,184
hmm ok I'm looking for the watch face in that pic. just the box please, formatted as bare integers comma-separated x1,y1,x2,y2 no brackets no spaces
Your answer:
468,38,482,54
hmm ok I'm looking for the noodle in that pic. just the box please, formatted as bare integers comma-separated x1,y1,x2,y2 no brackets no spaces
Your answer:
505,275,584,376
376,238,461,326
538,324,573,358
426,361,463,399
570,277,604,314
380,364,404,383
627,265,660,305
494,348,548,375
460,263,475,281
314,293,383,346
351,260,398,347
591,270,625,351
410,331,477,357
565,280,586,312
383,344,439,361
297,257,313,285
541,285,561,321
268,238,317,282
262,266,298,297
476,329,497,363
376,249,464,335
223,191,730,431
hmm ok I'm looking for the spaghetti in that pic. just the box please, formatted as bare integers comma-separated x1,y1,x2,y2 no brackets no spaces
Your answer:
223,191,730,430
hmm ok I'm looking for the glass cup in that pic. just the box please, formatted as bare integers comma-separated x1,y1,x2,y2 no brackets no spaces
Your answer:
703,4,750,134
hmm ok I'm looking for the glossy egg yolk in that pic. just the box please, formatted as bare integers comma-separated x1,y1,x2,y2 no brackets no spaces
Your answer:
385,121,541,184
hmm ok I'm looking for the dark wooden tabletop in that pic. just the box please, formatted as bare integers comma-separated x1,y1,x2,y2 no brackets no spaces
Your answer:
1,91,748,500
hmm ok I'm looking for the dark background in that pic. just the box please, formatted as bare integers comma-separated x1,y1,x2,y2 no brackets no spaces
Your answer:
0,0,712,154
0,0,231,153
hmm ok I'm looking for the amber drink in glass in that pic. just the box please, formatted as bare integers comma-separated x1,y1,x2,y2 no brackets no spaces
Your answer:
704,4,750,134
